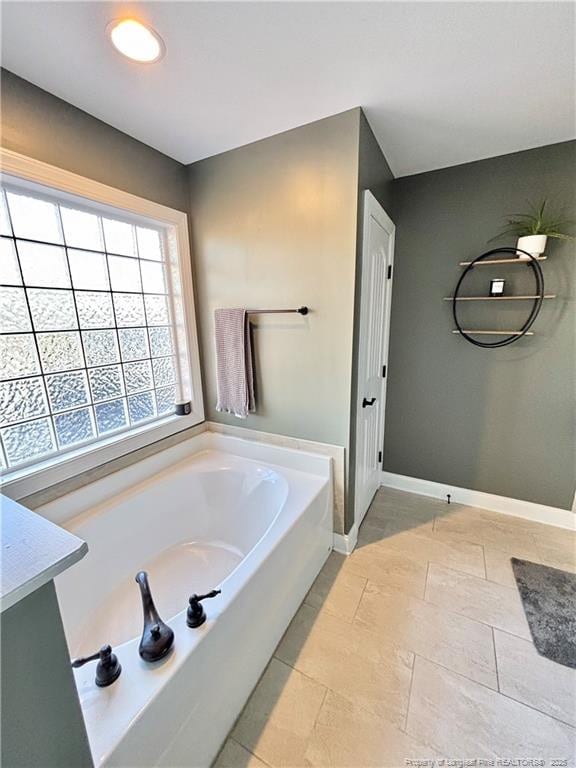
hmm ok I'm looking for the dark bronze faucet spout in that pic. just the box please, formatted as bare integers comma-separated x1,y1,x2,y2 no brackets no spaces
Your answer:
135,571,174,662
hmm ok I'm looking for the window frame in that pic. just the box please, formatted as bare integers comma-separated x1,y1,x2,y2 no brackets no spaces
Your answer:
0,148,204,499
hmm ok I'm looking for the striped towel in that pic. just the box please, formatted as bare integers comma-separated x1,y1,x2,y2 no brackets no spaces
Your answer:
214,308,255,418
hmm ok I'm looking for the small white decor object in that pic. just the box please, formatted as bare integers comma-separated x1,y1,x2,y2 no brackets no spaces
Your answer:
517,234,547,259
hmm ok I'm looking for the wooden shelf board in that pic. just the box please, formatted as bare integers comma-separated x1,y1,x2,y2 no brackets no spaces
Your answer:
452,330,534,336
444,295,556,301
459,256,547,266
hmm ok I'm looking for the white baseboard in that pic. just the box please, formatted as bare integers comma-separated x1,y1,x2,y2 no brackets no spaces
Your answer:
381,472,576,531
333,522,358,555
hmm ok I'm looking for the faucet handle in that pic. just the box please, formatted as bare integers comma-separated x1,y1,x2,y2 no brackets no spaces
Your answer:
71,644,122,687
186,589,221,628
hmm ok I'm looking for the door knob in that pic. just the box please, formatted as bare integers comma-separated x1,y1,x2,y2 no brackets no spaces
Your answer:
362,397,376,408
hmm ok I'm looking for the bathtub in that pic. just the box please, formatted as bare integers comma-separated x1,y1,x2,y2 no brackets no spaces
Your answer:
38,431,333,767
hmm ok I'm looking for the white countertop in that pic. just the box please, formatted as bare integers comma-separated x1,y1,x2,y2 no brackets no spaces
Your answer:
1,494,87,613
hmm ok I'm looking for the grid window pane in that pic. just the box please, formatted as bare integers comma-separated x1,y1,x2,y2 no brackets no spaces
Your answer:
82,330,120,367
54,407,95,448
119,327,149,361
103,218,136,257
6,191,63,244
1,417,55,466
38,331,84,373
18,241,71,288
1,182,186,471
108,255,141,292
0,334,41,380
68,249,109,290
0,377,49,427
155,385,176,415
88,365,124,403
128,391,156,424
76,291,114,329
145,294,169,325
28,288,77,331
0,287,32,332
136,227,162,261
46,371,90,412
149,326,173,357
124,359,153,393
60,207,103,251
113,293,145,326
0,192,12,236
152,356,176,387
0,238,21,284
140,261,166,293
95,398,128,434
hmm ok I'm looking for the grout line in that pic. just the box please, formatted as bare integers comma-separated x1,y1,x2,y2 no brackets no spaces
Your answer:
423,560,431,601
491,626,501,693
481,544,488,580
402,653,417,734
351,577,369,621
228,738,274,768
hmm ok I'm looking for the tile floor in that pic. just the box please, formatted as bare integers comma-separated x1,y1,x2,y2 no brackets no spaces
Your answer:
215,488,576,767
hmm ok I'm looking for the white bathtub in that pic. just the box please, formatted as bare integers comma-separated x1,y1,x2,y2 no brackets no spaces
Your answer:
38,431,333,767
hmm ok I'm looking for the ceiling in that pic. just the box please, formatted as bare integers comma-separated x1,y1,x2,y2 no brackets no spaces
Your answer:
2,2,574,177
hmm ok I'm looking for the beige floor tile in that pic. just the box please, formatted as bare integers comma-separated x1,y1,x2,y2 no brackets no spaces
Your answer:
358,523,485,578
406,656,576,762
484,547,519,588
304,552,366,621
276,603,413,727
494,630,576,727
425,563,531,639
360,512,436,538
214,739,270,768
433,507,540,558
355,581,497,689
344,540,428,599
305,689,442,767
231,658,327,768
534,528,576,573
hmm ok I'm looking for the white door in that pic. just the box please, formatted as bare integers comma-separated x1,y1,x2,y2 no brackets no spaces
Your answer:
355,191,395,527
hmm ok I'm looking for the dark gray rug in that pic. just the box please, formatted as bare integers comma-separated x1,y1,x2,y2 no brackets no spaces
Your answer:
511,558,576,669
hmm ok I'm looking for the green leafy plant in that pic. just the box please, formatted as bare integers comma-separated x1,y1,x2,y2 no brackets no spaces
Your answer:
489,200,574,242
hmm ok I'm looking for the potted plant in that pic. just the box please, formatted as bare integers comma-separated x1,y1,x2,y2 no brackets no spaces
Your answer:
490,200,574,259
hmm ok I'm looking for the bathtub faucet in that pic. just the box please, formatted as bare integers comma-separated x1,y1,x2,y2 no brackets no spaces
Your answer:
186,589,222,628
135,571,175,662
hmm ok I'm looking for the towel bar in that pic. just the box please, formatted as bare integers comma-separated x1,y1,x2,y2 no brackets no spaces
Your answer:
247,307,309,315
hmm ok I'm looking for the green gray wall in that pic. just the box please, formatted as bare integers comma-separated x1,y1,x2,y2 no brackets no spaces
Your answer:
1,69,188,212
1,582,93,768
386,141,576,510
188,109,360,451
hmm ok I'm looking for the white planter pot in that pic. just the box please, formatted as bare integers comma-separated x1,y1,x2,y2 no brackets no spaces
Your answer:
516,234,547,259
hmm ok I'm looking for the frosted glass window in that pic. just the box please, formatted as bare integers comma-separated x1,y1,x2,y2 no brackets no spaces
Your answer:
0,191,12,236
108,255,141,292
60,207,103,251
1,180,188,470
54,407,95,448
0,377,49,427
68,249,109,290
6,191,63,244
82,330,120,367
0,334,41,380
0,287,32,332
0,238,22,284
136,227,162,261
114,293,145,326
76,291,114,329
37,331,83,373
18,242,71,288
28,289,77,331
103,218,136,257
140,261,166,294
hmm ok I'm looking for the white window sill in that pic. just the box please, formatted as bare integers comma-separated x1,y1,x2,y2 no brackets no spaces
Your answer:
1,411,203,501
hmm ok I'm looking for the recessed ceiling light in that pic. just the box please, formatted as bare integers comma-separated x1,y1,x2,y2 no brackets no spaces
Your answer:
107,19,165,64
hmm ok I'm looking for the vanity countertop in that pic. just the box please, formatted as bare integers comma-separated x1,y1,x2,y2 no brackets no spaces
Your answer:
0,494,87,612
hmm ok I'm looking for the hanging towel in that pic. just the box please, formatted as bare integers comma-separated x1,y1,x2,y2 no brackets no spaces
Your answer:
214,308,255,418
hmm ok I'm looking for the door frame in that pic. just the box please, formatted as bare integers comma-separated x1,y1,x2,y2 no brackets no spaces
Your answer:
354,190,396,530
